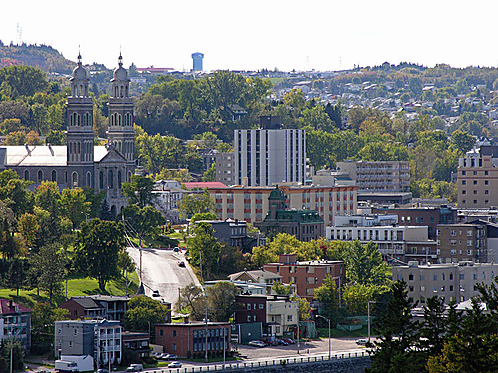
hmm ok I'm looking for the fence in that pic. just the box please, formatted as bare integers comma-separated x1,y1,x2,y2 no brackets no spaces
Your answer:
149,351,367,373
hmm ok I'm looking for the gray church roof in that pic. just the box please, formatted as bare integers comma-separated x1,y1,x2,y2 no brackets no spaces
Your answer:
0,145,110,167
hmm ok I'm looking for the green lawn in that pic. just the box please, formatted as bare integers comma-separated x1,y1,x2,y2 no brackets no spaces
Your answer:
0,271,139,308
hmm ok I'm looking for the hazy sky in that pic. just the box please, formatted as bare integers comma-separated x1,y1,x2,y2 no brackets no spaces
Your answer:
2,0,498,72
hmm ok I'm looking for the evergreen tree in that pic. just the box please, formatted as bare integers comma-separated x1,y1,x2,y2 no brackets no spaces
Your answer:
367,281,424,373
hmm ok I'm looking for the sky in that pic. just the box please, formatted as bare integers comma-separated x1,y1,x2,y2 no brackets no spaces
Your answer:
2,0,498,72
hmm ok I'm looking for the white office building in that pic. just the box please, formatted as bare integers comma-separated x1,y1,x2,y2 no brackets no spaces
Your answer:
234,117,306,186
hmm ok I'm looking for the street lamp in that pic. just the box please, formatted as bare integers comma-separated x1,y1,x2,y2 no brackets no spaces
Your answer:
367,301,376,342
316,315,331,360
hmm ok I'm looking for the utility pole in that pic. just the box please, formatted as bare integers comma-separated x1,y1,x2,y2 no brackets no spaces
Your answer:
205,307,208,363
296,304,300,354
316,315,331,359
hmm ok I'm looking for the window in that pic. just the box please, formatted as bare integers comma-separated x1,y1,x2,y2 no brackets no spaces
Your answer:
159,330,163,336
287,315,293,322
37,170,43,182
462,180,466,185
450,285,454,291
460,274,464,280
420,275,425,281
467,240,473,246
247,304,251,310
172,344,177,351
485,180,489,185
247,315,251,322
173,330,177,337
433,275,437,281
462,190,466,194
259,304,264,309
408,274,414,281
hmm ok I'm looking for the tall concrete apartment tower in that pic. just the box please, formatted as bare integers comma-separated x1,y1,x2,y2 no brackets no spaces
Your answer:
66,54,95,188
234,116,306,186
191,52,204,71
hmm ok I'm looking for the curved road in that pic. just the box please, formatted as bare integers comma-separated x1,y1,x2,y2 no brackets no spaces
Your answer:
127,247,200,307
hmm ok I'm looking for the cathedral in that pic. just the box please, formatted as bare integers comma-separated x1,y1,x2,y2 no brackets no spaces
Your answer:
0,54,136,215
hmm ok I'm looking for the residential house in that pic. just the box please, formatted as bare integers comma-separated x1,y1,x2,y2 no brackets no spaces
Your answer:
197,219,263,253
0,299,32,352
228,269,282,294
55,319,122,368
122,331,150,358
59,295,130,322
234,294,298,337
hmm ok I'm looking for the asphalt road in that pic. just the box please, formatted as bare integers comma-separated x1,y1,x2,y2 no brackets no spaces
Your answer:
126,247,200,307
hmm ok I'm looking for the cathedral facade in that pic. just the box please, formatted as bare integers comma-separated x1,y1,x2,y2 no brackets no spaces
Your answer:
0,55,136,215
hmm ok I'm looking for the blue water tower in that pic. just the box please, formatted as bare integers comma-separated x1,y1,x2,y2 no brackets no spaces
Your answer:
192,52,204,71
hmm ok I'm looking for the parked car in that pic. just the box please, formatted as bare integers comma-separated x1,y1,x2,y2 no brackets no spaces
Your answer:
152,290,160,297
157,353,170,360
166,354,179,360
355,338,368,346
173,247,180,252
277,339,289,345
168,361,182,368
248,340,266,348
126,364,143,372
97,369,109,373
281,338,295,344
178,260,185,267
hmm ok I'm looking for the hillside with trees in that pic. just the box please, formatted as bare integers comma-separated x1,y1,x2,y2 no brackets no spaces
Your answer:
0,41,74,74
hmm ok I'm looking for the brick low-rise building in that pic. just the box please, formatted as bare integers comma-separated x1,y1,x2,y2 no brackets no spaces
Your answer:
436,223,487,263
263,254,345,301
155,322,230,359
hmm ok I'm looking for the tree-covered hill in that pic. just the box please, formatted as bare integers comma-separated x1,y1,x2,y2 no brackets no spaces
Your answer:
0,41,74,74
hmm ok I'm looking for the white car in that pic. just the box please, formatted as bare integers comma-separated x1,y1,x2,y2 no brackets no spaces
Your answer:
168,361,182,368
355,338,368,346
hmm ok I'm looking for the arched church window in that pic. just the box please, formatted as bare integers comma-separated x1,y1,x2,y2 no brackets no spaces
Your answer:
125,86,128,97
72,172,78,187
77,114,81,126
118,171,122,189
118,114,122,126
24,170,29,181
52,170,57,182
99,171,104,190
37,170,43,182
108,170,114,189
127,170,132,182
115,86,119,97
120,86,124,98
87,172,92,187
